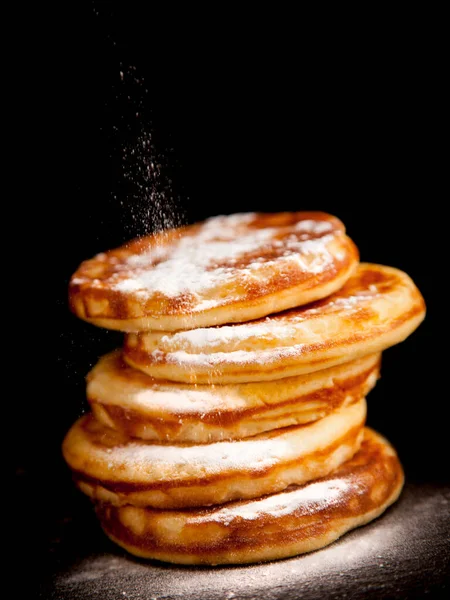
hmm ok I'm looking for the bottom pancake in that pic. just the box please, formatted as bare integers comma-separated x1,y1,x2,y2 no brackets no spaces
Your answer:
96,428,403,565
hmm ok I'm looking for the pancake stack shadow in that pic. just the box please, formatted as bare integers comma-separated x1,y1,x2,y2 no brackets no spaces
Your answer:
63,212,425,565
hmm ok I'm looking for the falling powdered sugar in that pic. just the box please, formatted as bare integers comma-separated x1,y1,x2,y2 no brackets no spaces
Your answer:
103,56,185,238
121,130,184,237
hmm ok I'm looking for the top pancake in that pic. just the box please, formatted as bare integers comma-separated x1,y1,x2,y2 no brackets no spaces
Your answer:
69,212,359,332
124,263,426,383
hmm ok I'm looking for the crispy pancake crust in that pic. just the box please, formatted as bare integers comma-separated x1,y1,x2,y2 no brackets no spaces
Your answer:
124,263,425,383
88,351,379,442
69,212,359,332
96,428,403,565
62,398,366,509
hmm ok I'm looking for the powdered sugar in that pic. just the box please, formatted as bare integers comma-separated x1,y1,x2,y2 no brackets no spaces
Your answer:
191,478,352,524
101,431,292,475
294,219,334,235
155,345,306,368
132,386,243,413
87,400,362,479
111,213,336,303
147,276,383,354
161,322,299,349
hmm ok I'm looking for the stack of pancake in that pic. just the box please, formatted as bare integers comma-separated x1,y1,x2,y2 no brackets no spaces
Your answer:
64,212,425,565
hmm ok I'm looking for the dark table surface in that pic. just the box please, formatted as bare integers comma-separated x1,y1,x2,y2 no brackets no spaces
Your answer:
37,481,449,600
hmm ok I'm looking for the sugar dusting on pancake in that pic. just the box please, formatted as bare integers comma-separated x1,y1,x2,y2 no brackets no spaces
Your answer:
69,212,359,331
152,265,408,351
123,263,426,382
65,398,365,484
192,478,352,525
62,398,366,508
111,214,336,309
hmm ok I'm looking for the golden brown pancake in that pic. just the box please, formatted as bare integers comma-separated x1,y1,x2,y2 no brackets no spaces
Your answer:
69,212,359,332
96,428,403,565
62,397,366,509
124,263,425,383
88,351,379,443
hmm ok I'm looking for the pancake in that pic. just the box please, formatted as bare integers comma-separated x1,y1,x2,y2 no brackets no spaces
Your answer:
88,351,379,443
69,212,359,332
124,263,425,383
62,397,366,509
96,428,403,565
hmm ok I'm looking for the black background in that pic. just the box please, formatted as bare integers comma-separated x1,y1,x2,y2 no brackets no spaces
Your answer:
21,3,444,587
